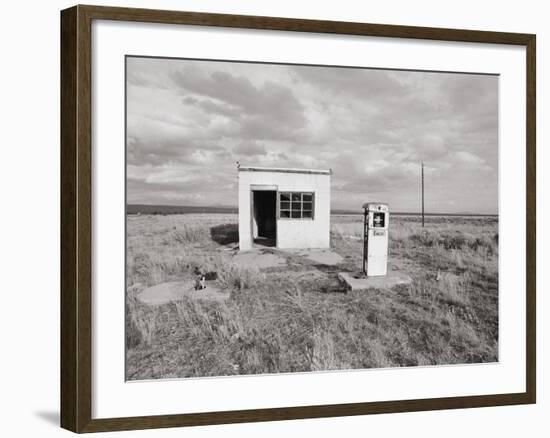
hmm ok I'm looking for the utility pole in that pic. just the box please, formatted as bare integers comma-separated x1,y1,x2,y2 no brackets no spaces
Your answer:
421,162,425,228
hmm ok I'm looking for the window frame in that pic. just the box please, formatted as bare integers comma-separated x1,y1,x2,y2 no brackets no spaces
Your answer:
278,191,315,220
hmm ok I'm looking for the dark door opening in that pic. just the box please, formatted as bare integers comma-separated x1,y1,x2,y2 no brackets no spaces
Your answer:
252,190,276,247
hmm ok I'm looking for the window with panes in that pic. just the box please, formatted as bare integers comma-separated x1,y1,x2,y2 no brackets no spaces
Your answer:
278,192,314,219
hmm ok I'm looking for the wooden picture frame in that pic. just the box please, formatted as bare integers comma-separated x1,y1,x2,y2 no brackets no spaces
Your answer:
60,4,536,433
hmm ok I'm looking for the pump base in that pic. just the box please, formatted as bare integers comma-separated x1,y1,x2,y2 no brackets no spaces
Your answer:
338,270,412,292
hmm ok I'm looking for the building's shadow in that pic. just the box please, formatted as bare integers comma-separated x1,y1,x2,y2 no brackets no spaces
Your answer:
210,223,239,245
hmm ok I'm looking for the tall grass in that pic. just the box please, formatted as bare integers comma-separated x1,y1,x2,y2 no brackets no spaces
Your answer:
126,213,498,380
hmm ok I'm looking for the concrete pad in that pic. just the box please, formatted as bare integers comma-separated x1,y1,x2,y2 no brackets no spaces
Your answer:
232,250,287,269
219,242,239,252
338,270,412,292
288,248,344,266
137,281,229,305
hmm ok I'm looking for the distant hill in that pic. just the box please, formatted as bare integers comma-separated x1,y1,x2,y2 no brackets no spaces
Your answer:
332,209,498,217
127,204,497,217
127,204,238,215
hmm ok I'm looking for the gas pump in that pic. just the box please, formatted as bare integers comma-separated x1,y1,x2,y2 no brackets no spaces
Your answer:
362,203,389,276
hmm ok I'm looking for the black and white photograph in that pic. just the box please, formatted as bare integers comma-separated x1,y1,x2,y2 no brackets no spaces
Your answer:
125,56,499,381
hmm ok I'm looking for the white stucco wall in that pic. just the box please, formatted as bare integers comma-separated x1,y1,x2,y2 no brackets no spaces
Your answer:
238,168,331,250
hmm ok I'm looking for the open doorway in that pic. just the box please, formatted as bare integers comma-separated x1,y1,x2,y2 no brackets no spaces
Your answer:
252,190,277,247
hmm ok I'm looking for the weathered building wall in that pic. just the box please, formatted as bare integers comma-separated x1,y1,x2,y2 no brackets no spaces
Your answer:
238,168,331,250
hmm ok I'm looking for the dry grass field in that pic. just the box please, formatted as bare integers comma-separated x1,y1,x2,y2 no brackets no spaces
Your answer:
126,213,498,380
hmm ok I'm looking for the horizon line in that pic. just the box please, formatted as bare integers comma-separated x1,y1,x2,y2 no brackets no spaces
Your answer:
126,203,498,216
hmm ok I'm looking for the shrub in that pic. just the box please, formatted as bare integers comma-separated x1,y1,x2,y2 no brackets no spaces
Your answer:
172,223,210,244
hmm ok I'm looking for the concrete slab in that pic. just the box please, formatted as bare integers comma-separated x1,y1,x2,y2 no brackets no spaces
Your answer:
219,242,239,252
287,248,344,266
232,250,287,269
137,281,229,305
338,270,412,292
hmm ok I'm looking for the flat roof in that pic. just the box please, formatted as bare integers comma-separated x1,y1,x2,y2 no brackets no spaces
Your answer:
238,165,332,176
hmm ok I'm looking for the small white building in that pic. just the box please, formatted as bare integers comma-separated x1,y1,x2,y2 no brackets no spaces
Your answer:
238,165,331,250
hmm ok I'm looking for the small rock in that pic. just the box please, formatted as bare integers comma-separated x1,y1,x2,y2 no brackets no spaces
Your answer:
204,271,218,280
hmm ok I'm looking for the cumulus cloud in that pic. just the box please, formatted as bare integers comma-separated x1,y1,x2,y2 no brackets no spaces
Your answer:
171,66,307,139
454,151,486,165
414,134,448,160
233,142,267,156
126,57,498,213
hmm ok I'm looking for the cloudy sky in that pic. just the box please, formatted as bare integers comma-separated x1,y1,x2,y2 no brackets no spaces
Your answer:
126,57,498,214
